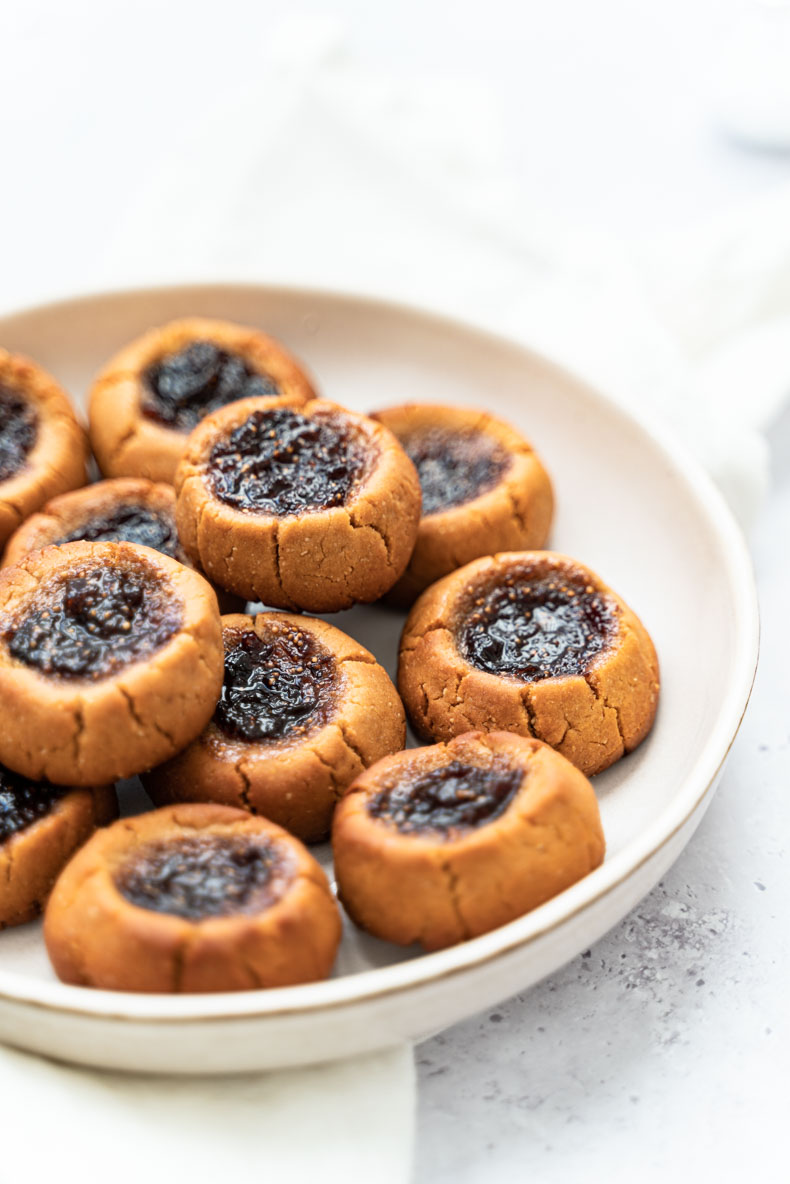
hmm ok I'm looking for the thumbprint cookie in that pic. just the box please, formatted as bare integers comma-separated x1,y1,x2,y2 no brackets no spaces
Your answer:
0,540,223,785
332,731,605,950
44,804,342,992
398,551,659,776
144,612,406,843
175,396,422,612
89,317,315,483
372,403,554,603
0,765,116,929
0,349,89,548
2,477,243,612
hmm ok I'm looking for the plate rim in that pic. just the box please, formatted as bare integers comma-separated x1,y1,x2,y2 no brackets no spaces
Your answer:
0,280,761,1024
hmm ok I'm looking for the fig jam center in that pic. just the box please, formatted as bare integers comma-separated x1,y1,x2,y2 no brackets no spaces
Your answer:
403,427,509,515
115,834,288,919
4,565,181,680
208,407,367,515
216,625,336,743
461,573,615,681
0,766,65,844
369,759,523,834
143,341,280,431
54,504,183,560
0,386,37,483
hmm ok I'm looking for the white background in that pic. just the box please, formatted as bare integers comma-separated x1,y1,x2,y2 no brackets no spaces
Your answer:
1,1,789,1180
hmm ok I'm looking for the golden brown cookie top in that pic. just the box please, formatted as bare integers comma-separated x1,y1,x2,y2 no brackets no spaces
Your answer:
0,763,70,844
372,403,534,517
0,350,89,546
405,551,625,685
95,317,315,431
3,478,189,568
372,404,554,605
0,541,186,683
177,396,390,519
340,730,565,845
88,318,316,484
54,802,327,927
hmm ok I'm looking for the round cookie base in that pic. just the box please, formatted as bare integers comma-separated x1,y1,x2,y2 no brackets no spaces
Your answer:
332,731,605,951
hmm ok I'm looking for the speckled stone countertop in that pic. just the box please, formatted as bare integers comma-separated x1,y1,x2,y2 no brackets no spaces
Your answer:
414,413,788,1184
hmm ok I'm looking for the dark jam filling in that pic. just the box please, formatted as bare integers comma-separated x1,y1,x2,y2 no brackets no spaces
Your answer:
208,407,367,515
53,504,183,560
369,759,523,835
142,341,280,431
403,427,509,516
4,566,181,680
0,386,37,483
0,766,65,844
215,626,336,743
461,573,616,682
114,834,287,920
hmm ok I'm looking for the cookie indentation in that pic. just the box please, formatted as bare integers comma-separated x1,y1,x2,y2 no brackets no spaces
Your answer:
0,387,37,483
216,624,336,743
461,574,616,681
0,767,65,843
403,427,509,515
208,407,367,515
143,341,280,431
54,505,181,559
369,758,523,835
4,566,181,680
114,833,288,919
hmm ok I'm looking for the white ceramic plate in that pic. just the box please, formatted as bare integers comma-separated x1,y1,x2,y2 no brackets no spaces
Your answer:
0,284,758,1074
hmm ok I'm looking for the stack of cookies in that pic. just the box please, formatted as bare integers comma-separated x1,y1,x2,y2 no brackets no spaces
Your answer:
0,317,659,993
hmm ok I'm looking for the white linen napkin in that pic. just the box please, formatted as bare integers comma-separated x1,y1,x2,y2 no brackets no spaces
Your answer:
0,1042,415,1184
3,17,790,1184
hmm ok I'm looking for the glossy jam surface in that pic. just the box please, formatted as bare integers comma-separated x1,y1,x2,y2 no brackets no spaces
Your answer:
369,758,523,835
54,504,184,560
0,766,65,844
4,565,181,680
403,426,509,515
216,624,336,743
143,341,280,431
115,833,288,919
0,386,37,483
209,407,367,515
461,571,616,681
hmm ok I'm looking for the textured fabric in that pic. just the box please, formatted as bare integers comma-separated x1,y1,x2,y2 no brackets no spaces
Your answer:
0,1041,415,1184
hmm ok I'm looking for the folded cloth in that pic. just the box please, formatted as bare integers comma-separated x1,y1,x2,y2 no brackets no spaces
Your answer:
0,1041,415,1184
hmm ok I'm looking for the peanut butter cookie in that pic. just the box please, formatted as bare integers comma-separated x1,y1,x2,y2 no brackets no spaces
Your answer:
89,318,315,483
44,803,342,992
333,730,605,950
372,403,554,603
0,766,116,929
175,396,422,612
398,551,659,776
0,349,89,548
0,540,223,785
2,477,242,612
144,612,406,843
